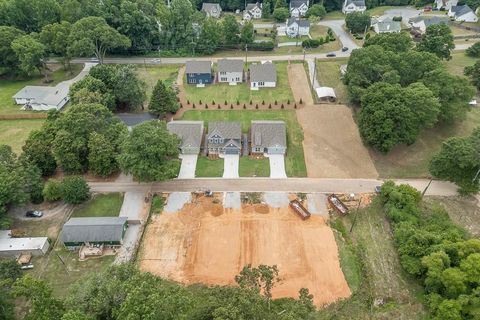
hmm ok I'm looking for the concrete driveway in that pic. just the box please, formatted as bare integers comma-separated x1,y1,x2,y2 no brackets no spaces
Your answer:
379,7,421,25
267,154,287,178
318,20,359,51
223,154,239,178
178,154,198,179
119,191,146,223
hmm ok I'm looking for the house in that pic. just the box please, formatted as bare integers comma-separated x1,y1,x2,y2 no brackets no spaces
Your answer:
342,0,366,14
244,2,262,20
167,120,204,155
207,121,242,155
250,121,287,155
185,60,213,86
61,217,128,248
372,17,401,33
435,0,458,10
286,18,310,37
217,59,244,85
249,62,277,90
290,0,309,18
315,87,337,102
340,64,348,77
409,16,449,34
202,3,222,18
448,5,478,22
0,230,49,257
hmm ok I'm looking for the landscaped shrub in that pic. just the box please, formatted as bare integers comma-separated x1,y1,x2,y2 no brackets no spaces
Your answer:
281,104,284,109
212,100,215,104
302,39,321,48
250,100,252,105
43,179,62,202
61,176,90,204
199,99,202,104
248,41,275,51
218,105,221,109
274,100,277,105
230,104,233,109
193,103,196,109
269,104,272,109
243,104,246,109
299,98,303,104
256,104,259,109
287,99,290,104
205,104,208,109
262,100,265,105
187,100,190,104
224,100,227,105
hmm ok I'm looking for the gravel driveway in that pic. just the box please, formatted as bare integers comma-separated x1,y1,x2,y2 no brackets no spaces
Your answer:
223,154,239,178
268,154,287,178
178,154,198,179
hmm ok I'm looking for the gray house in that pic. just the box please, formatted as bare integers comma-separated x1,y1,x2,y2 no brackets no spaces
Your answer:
167,120,204,154
250,121,287,155
250,62,277,90
61,217,128,248
202,3,222,18
217,59,244,85
186,60,213,86
207,121,242,155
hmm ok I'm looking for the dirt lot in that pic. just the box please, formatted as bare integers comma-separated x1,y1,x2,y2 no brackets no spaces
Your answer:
287,63,314,105
138,195,351,306
296,105,378,178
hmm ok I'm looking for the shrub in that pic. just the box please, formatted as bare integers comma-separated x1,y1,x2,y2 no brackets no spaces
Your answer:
281,104,284,109
179,103,183,108
224,100,227,105
193,103,196,109
236,100,239,105
256,104,259,109
466,42,480,57
262,100,265,105
294,103,297,108
299,98,303,104
199,99,202,104
250,99,252,105
230,104,233,109
269,104,272,109
212,100,215,104
392,16,402,21
61,176,90,204
43,179,62,202
287,99,290,104
302,39,321,48
217,105,221,109
274,100,277,105
243,104,246,109
187,100,190,104
205,104,209,109
248,41,275,51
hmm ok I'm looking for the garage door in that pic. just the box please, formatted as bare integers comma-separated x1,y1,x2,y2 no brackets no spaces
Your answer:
225,147,239,154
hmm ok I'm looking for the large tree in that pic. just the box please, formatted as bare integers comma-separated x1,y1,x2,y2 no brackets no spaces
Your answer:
39,21,73,70
306,4,327,18
87,132,119,177
464,61,480,90
345,12,371,33
363,32,413,52
466,41,480,57
223,15,240,46
417,24,455,60
69,75,116,110
11,35,49,80
0,0,61,32
148,80,178,117
240,21,255,46
0,26,24,73
118,120,180,182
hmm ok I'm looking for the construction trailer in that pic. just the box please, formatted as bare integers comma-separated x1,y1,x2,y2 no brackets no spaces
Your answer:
289,200,311,220
327,194,349,215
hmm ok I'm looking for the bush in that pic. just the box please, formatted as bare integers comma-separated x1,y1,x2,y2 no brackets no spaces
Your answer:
248,41,275,51
61,176,90,204
43,180,62,202
466,42,480,57
302,39,321,48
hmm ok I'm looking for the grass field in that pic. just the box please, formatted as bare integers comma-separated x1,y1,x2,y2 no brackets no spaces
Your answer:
181,110,307,177
445,52,477,76
0,119,45,155
136,64,181,101
71,193,124,218
0,64,82,115
239,157,270,177
195,157,224,177
277,35,310,43
184,62,294,104
315,58,349,103
309,24,331,39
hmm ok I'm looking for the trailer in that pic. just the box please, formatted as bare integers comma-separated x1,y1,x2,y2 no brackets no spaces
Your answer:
327,194,349,215
289,200,311,220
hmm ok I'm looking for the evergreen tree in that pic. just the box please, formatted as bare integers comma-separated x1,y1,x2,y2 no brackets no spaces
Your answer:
148,80,179,117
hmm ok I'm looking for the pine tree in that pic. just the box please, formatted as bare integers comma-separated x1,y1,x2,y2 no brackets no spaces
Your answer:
148,80,179,117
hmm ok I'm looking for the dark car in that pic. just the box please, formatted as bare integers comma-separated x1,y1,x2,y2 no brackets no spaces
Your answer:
326,52,336,57
374,186,382,194
341,47,349,52
25,210,43,218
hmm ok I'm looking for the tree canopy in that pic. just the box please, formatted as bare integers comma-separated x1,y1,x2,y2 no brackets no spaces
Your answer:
417,24,455,60
345,12,371,33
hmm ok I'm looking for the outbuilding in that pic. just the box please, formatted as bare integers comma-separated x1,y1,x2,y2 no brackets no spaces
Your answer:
0,230,49,257
61,217,128,248
315,87,337,102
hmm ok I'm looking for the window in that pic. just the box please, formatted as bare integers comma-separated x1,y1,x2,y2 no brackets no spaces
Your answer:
259,81,264,86
236,77,240,81
221,77,227,81
220,71,226,75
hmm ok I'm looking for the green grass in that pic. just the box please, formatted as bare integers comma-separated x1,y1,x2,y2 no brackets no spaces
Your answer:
71,193,124,218
445,52,477,76
195,156,224,177
324,11,345,20
309,24,330,39
0,64,82,115
181,110,307,177
184,61,294,104
277,35,310,43
365,6,396,16
0,119,45,155
315,58,349,104
239,157,270,177
136,64,181,101
150,195,165,215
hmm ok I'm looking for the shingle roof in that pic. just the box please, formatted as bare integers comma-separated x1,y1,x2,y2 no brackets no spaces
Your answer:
186,60,212,74
450,4,474,16
375,18,401,32
290,0,308,8
217,59,244,73
345,0,366,7
208,121,242,140
116,112,157,127
251,121,286,149
61,217,127,244
13,85,69,107
287,18,310,28
409,15,449,25
250,62,277,83
167,121,204,149
246,2,261,11
202,3,221,12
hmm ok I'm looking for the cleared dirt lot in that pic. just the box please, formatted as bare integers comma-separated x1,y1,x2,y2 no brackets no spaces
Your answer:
138,195,351,306
296,105,378,178
288,63,314,105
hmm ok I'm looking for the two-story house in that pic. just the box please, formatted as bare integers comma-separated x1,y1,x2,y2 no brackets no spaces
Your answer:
249,62,277,90
202,3,222,18
185,60,213,87
409,16,448,34
167,120,204,155
435,0,458,10
207,121,242,155
217,59,244,85
290,0,309,18
250,121,287,155
448,4,478,22
286,18,310,37
244,2,262,20
342,0,366,14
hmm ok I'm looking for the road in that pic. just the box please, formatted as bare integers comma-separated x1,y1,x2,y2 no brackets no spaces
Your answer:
318,20,359,52
89,178,458,196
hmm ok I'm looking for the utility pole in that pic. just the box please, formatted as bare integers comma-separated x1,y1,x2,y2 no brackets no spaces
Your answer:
349,197,362,233
421,178,433,198
245,43,248,64
303,49,306,62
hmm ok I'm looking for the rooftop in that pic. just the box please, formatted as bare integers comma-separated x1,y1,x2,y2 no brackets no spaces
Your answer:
450,4,474,16
167,121,204,149
217,59,244,73
186,60,212,74
202,3,221,12
250,62,277,83
287,18,310,28
345,0,366,7
208,121,242,140
61,217,128,244
0,237,49,252
251,121,287,149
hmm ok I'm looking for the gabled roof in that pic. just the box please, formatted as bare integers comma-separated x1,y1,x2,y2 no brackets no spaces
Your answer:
246,2,261,11
290,0,308,8
250,62,277,83
208,121,242,140
409,15,449,25
186,60,212,74
450,4,474,16
202,2,221,12
251,121,287,149
375,18,401,32
345,0,366,7
218,59,244,73
287,18,310,28
167,121,204,149
61,217,127,244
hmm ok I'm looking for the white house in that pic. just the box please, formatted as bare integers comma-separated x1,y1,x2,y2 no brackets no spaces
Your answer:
249,61,276,90
448,4,478,22
286,18,310,37
244,2,262,20
217,59,244,85
372,17,401,33
435,0,458,10
202,3,222,18
342,0,366,13
290,0,309,18
409,16,449,34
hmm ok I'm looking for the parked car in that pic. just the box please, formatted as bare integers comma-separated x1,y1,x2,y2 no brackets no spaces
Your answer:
25,210,43,218
90,57,100,63
341,47,349,52
326,52,336,57
374,186,382,194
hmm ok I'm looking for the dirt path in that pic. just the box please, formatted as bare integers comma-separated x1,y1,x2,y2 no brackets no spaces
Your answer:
296,105,378,178
287,63,314,105
138,196,351,307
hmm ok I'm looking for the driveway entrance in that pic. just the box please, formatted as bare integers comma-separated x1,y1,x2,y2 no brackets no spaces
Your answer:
178,154,198,179
223,154,239,178
268,154,287,178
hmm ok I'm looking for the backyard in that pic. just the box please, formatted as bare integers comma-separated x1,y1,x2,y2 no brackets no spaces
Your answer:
315,58,349,104
71,193,124,218
181,110,307,177
0,119,45,154
136,64,180,101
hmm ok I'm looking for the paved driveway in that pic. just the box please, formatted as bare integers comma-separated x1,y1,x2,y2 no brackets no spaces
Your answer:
318,20,359,51
119,191,146,223
268,154,287,178
380,7,421,25
178,154,198,179
223,154,239,178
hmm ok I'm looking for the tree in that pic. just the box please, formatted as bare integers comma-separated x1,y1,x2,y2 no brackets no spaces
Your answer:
148,80,178,117
417,24,454,60
262,0,272,18
240,21,255,46
197,18,222,54
157,0,197,53
460,253,480,285
0,26,24,72
0,259,21,320
11,35,49,80
223,15,240,46
60,176,89,204
433,299,462,320
306,4,327,18
39,21,73,70
275,0,288,8
0,0,61,33
118,120,180,182
466,41,480,57
43,179,63,202
345,12,371,33
273,8,290,22
464,61,480,90
22,127,58,176
69,75,115,110
234,264,280,309
88,132,118,177
69,16,131,63
441,268,467,298
363,32,413,52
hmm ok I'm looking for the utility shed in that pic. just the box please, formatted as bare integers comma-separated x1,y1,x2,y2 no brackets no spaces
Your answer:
0,232,49,257
61,217,128,248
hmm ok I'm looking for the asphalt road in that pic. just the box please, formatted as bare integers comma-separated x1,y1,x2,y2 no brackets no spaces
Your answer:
88,178,458,196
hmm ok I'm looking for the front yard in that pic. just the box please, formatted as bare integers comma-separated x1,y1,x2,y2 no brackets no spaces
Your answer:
71,193,124,218
239,157,270,177
195,157,224,177
315,58,349,104
0,119,45,154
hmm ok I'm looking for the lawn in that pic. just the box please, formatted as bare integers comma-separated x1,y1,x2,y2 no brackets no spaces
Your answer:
0,119,45,155
315,58,349,103
445,51,477,76
0,64,82,115
324,11,345,20
136,64,181,102
309,24,331,39
181,110,307,177
195,156,224,177
71,193,124,218
277,35,309,43
184,61,294,104
239,157,270,177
